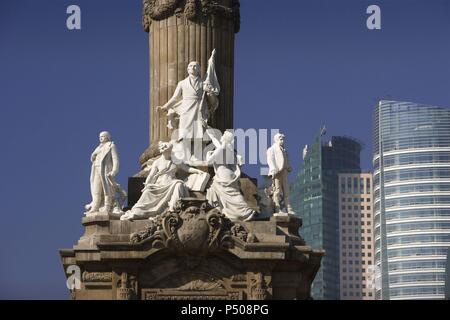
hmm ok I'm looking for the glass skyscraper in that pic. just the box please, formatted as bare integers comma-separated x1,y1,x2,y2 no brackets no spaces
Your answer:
373,100,450,300
446,248,450,300
291,128,362,300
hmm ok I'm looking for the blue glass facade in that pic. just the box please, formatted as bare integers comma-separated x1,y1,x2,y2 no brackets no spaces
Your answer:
373,100,450,300
446,248,450,300
291,129,362,300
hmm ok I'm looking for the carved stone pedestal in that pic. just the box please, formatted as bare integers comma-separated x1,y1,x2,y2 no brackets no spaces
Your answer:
60,199,323,300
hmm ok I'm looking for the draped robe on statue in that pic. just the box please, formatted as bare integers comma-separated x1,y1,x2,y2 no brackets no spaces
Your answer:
206,146,256,222
167,53,220,140
122,156,189,220
86,141,126,214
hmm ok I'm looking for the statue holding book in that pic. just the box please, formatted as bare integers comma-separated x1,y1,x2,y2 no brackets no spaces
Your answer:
120,141,207,221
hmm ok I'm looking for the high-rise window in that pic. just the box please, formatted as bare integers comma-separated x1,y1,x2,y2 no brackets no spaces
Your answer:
341,178,346,194
360,178,364,194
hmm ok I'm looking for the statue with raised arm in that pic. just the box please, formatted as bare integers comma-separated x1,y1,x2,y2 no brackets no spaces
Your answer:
267,133,295,215
120,141,204,221
158,49,220,162
85,131,127,215
206,131,258,222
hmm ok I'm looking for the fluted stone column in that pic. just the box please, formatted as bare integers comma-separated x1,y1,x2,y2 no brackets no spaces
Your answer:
140,0,240,164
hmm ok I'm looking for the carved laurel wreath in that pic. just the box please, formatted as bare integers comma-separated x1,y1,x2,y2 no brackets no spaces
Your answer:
142,0,240,33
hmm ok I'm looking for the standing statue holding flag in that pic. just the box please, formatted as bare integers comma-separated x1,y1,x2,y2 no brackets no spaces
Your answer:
158,49,220,162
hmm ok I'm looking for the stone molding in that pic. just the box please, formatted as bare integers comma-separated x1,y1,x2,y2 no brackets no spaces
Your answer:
142,0,240,33
130,198,256,254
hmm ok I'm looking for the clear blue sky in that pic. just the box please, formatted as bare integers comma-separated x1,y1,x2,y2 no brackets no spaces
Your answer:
1,0,449,299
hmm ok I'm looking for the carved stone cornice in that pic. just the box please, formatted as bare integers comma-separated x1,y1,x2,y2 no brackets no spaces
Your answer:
82,272,112,282
142,0,241,33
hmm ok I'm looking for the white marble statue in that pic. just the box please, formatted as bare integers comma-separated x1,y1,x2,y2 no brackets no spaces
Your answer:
120,141,204,221
267,133,295,215
206,131,257,222
158,49,220,162
85,131,127,215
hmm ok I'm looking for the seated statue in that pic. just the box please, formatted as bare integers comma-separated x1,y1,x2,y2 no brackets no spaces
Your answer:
121,141,203,221
206,131,258,222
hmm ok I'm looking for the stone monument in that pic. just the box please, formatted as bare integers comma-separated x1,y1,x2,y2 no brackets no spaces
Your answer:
60,0,323,300
140,0,240,162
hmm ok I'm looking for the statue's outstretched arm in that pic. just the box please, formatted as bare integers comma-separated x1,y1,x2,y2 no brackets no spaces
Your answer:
178,163,203,175
206,145,224,165
159,83,182,112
